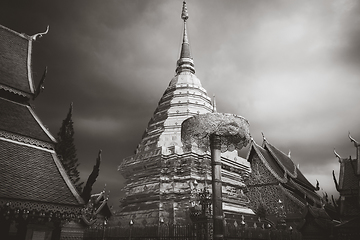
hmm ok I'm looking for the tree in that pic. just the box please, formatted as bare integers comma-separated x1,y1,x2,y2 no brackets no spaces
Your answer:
56,103,83,192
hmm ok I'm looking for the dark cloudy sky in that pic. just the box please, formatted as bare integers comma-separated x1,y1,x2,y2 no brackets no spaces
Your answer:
1,0,360,209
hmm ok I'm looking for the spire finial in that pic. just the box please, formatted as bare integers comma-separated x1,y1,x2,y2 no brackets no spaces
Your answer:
176,1,195,74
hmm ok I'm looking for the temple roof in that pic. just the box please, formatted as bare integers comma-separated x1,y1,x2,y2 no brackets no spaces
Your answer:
0,140,83,206
287,179,322,204
247,138,317,191
0,97,55,144
251,141,284,181
264,141,297,177
0,24,36,97
0,24,84,217
263,140,316,190
247,138,325,210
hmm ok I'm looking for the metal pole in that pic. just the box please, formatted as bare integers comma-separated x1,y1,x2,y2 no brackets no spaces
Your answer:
210,134,224,240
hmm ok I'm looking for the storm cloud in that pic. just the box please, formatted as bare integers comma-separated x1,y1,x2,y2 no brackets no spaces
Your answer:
1,0,359,209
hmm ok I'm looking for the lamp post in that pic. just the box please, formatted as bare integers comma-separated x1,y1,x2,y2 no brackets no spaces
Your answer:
159,217,164,239
182,112,251,240
129,219,134,240
102,219,107,240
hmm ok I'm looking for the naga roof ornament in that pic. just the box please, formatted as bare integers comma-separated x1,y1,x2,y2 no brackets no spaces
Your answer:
31,25,49,41
333,148,342,163
349,132,359,147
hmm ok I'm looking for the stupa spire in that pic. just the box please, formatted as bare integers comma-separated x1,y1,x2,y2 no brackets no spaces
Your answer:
176,1,195,74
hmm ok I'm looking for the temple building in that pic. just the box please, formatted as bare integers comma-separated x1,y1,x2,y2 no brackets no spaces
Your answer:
0,24,85,239
246,136,335,239
117,1,253,226
0,22,115,239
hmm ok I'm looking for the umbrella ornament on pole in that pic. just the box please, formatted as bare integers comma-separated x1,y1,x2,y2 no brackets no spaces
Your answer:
181,112,251,240
181,112,251,152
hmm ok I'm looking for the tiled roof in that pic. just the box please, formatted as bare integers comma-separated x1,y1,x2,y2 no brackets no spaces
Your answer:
339,159,359,191
0,25,34,95
288,179,322,206
264,141,316,191
0,140,82,206
0,97,54,143
251,142,284,180
264,142,296,176
294,167,316,191
248,140,317,191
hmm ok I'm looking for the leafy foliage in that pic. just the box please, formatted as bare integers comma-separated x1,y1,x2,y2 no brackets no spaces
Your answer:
56,103,83,192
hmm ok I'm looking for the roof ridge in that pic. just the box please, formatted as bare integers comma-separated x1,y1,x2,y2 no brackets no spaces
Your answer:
0,24,31,40
27,105,57,143
51,152,85,205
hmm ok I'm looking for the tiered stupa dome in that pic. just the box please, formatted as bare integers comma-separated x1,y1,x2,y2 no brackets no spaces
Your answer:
135,1,213,155
117,1,252,226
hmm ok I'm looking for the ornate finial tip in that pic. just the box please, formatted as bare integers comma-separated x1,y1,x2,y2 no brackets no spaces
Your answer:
261,132,266,141
181,1,189,21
